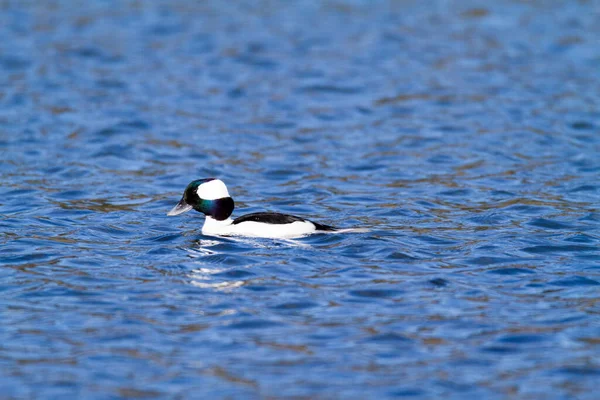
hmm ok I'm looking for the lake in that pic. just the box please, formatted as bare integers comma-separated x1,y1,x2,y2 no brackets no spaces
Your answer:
1,1,599,398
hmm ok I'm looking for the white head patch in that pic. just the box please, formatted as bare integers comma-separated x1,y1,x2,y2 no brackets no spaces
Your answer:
197,179,230,200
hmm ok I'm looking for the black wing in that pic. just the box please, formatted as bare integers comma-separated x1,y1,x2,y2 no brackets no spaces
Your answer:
232,212,337,231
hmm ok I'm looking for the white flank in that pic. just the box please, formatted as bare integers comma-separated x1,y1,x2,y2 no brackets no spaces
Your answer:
201,217,318,239
197,179,230,200
229,220,317,239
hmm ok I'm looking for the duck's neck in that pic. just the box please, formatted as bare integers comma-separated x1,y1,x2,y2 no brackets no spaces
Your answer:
197,197,234,221
202,216,233,235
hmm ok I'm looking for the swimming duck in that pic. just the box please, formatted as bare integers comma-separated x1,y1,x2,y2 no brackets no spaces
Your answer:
167,178,344,238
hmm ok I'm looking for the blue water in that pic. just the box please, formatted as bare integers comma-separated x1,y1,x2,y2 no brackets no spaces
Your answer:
1,1,599,398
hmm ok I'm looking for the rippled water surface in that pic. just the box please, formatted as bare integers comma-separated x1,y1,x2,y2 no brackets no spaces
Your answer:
1,1,600,398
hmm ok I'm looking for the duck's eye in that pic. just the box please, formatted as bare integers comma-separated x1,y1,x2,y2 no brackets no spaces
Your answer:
184,185,200,204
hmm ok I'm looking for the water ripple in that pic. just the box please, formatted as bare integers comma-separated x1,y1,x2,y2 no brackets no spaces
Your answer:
1,0,599,398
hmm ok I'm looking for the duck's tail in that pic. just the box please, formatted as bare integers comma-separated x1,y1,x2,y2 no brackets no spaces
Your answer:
314,222,369,234
313,222,338,232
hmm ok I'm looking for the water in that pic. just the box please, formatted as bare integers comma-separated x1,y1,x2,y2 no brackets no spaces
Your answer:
1,1,599,398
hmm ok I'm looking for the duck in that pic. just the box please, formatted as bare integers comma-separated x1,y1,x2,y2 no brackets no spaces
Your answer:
167,178,354,239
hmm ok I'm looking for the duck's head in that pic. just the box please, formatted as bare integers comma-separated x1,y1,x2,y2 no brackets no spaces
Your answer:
167,178,234,220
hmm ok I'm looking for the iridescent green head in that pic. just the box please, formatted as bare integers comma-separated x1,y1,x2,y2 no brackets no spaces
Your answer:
167,178,234,221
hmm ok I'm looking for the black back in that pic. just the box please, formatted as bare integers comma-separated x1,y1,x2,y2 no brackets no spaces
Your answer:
232,212,336,231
